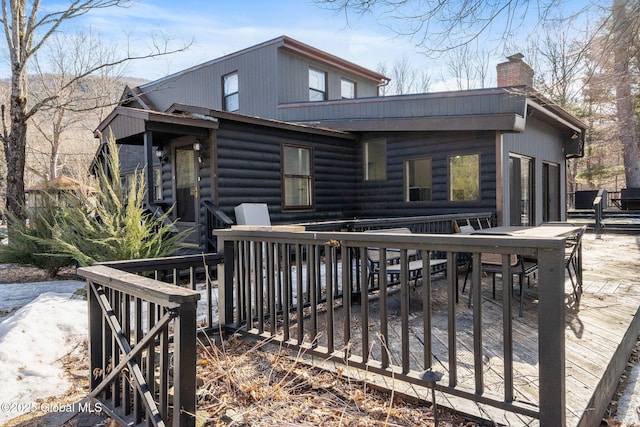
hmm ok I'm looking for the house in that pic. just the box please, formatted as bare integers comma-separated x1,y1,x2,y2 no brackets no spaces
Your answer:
25,175,95,215
95,36,586,250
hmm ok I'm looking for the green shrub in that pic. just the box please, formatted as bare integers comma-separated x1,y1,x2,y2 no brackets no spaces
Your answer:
0,194,76,276
0,135,187,272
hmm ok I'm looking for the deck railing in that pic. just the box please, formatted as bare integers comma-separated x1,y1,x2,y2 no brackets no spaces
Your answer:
214,227,568,426
101,253,224,329
79,265,201,427
299,212,495,233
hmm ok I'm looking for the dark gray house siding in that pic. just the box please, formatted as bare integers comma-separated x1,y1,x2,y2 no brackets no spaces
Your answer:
213,121,359,224
356,131,497,218
133,36,385,119
138,42,280,117
277,50,379,105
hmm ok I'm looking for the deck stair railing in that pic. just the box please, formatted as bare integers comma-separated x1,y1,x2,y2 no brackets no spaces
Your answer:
203,200,234,251
215,227,568,426
79,264,201,427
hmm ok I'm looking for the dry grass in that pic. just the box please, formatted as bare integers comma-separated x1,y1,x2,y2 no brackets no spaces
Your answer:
194,333,473,427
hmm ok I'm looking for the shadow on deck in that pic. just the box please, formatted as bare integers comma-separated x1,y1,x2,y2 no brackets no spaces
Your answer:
296,233,640,427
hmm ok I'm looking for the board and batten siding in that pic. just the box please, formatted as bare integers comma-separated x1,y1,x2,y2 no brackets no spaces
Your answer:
502,116,567,224
357,131,498,218
277,50,379,106
140,43,280,117
214,121,359,224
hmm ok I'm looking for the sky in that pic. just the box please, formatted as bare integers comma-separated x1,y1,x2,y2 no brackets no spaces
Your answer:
31,0,596,92
0,0,595,93
77,0,434,81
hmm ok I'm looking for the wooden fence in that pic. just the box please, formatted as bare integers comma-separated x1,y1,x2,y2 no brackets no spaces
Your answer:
214,227,568,426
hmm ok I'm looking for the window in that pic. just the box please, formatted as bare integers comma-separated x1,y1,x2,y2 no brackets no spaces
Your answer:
449,154,480,201
223,72,239,112
405,158,432,202
509,154,534,226
364,139,387,181
282,145,313,209
153,168,163,201
543,162,560,222
309,68,326,101
341,78,356,99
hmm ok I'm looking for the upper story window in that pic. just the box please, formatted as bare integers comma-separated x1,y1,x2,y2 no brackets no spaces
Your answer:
309,68,327,101
341,78,356,99
282,144,313,209
449,153,480,201
223,72,239,112
405,158,432,202
363,139,387,181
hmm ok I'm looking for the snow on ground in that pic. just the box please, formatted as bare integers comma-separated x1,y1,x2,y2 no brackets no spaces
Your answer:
0,290,87,425
616,364,640,426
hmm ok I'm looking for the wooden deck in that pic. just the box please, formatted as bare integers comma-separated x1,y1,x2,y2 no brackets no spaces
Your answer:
301,233,640,427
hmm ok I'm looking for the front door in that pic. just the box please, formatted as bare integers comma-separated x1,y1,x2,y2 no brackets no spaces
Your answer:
175,146,198,224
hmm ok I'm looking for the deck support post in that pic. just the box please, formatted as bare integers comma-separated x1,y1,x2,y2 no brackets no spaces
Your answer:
537,243,566,426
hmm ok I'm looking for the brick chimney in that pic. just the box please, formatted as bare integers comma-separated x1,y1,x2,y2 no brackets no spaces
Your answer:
496,53,534,87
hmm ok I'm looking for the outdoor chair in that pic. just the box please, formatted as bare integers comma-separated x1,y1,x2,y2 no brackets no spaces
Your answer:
565,225,587,300
365,228,447,289
464,252,538,317
540,222,586,300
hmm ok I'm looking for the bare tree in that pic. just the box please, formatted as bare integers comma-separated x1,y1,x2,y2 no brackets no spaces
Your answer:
316,0,564,56
0,0,189,222
377,56,431,95
611,0,640,188
446,45,490,90
29,30,125,180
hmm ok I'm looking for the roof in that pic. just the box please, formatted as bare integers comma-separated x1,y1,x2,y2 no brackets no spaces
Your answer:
26,176,95,193
278,86,587,137
95,104,355,145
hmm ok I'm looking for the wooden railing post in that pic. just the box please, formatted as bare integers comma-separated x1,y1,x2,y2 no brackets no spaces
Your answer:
220,239,236,326
87,281,103,391
537,243,567,426
173,300,198,427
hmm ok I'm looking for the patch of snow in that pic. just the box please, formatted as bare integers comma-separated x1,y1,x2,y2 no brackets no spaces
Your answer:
0,280,85,314
616,363,640,425
0,292,87,424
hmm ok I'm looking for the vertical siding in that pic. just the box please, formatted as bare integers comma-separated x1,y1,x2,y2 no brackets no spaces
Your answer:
214,122,359,224
142,44,280,117
358,131,497,217
277,50,380,106
503,116,566,224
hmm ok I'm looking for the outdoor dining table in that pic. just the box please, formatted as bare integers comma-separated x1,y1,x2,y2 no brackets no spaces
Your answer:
470,224,585,300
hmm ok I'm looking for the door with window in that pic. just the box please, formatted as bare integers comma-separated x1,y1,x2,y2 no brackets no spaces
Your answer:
509,155,534,226
543,162,561,222
175,146,198,225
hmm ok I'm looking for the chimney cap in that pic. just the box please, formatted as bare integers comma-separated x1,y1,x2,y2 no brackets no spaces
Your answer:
506,53,525,61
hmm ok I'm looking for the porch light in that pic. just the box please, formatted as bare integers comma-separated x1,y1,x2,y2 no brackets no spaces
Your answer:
193,142,201,151
155,146,168,163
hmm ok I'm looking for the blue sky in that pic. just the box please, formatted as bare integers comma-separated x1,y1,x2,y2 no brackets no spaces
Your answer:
39,0,595,90
78,0,424,80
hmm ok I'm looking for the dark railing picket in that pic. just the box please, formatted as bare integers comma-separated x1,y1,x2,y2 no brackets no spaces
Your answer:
214,227,566,424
